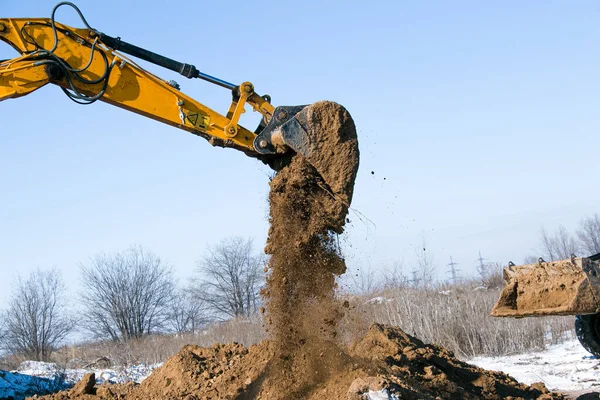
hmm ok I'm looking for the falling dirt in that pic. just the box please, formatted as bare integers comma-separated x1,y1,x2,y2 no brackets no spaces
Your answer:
258,101,360,397
34,102,567,399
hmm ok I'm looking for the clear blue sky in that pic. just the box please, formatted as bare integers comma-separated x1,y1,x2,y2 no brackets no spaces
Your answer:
1,1,599,304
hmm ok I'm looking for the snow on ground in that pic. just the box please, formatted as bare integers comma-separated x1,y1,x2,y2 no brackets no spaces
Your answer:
367,389,400,399
470,339,600,392
0,361,162,400
16,360,162,385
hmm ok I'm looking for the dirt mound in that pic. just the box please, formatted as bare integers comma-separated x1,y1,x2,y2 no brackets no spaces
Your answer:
349,324,560,399
37,323,563,399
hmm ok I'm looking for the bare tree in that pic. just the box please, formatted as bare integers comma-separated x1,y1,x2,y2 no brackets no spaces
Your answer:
348,266,379,294
381,260,409,290
577,214,600,255
194,237,263,319
477,262,504,289
540,226,579,261
0,269,73,361
523,255,538,265
80,246,175,341
167,286,207,334
413,239,435,288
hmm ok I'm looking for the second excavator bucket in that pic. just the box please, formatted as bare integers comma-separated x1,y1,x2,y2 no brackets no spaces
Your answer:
255,101,359,205
491,257,600,317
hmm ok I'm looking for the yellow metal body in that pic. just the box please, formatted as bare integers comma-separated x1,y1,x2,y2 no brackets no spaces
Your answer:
0,18,275,155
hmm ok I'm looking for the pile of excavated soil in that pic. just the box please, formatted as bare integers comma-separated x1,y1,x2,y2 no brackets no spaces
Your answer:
36,323,563,399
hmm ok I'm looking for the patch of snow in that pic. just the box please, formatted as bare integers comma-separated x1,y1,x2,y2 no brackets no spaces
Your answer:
1,359,162,399
470,339,600,392
366,296,385,305
367,389,400,399
17,361,58,377
15,361,161,385
366,296,394,305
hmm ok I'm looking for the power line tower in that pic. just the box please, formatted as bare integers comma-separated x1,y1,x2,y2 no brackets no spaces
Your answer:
410,267,421,288
447,256,460,283
476,251,486,278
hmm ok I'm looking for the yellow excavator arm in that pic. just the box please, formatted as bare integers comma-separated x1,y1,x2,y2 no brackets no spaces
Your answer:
0,2,359,202
0,6,275,158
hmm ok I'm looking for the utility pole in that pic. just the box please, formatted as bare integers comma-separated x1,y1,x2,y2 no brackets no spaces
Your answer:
447,256,459,283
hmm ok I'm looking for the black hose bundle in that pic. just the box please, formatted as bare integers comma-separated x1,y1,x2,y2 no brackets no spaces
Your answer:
19,2,114,104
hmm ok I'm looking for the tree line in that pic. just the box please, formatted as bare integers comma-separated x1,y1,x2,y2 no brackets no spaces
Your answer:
3,214,599,362
348,214,600,294
0,237,264,362
536,214,600,262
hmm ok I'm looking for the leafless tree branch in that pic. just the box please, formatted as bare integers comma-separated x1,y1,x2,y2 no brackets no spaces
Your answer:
79,246,175,342
166,286,208,334
0,269,73,361
577,214,600,255
193,237,264,320
539,225,579,261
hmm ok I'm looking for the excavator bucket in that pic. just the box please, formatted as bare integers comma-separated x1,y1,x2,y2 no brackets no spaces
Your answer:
491,257,600,317
256,101,359,205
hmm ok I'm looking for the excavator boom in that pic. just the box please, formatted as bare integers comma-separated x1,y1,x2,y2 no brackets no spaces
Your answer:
0,3,359,203
0,18,268,155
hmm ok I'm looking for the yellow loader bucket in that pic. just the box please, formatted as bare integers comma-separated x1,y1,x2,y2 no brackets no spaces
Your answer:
491,257,600,317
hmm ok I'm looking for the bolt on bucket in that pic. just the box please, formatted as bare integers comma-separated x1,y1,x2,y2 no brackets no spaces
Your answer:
491,257,600,317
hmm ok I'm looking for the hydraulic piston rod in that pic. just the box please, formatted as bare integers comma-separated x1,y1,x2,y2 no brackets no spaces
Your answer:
96,32,236,90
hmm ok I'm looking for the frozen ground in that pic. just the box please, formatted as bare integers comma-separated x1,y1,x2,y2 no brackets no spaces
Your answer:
2,339,599,399
17,360,161,385
470,339,600,392
0,361,161,400
367,389,400,399
0,369,66,400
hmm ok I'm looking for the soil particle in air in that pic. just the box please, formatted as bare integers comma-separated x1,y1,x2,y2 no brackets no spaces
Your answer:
259,101,359,396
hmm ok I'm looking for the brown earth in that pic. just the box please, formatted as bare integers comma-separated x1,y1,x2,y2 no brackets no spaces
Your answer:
257,101,360,395
296,101,361,208
32,103,569,399
35,323,564,400
491,258,600,317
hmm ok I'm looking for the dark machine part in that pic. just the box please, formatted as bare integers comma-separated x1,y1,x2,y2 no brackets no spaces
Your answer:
96,32,236,90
